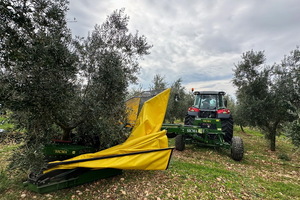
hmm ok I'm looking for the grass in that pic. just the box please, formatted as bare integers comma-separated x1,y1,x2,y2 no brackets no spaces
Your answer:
0,116,14,131
0,127,299,199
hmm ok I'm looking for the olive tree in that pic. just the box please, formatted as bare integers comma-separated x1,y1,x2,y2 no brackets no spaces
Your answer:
233,50,295,151
165,78,192,123
71,9,151,148
0,0,151,171
275,47,300,147
149,74,168,91
1,0,78,171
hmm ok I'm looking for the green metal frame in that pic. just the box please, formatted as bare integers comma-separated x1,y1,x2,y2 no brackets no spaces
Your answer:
25,143,121,193
44,143,96,157
162,118,230,148
43,143,96,161
24,168,122,194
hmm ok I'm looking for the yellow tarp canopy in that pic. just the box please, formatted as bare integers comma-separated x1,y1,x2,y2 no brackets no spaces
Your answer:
125,96,140,127
45,88,172,173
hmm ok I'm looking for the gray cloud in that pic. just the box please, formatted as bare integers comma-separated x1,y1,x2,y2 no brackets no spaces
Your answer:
67,0,300,96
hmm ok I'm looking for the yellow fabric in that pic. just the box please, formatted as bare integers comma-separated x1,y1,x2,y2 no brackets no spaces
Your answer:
129,88,170,140
125,97,141,127
45,88,171,173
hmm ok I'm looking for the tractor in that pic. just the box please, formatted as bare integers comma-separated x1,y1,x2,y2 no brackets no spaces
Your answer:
162,90,244,161
185,91,233,143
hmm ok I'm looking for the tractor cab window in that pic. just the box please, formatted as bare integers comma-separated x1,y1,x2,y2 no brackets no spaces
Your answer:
194,93,225,109
218,94,225,108
199,95,217,109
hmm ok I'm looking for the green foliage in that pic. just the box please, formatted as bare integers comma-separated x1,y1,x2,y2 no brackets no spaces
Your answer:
277,153,291,161
232,50,296,151
0,169,10,193
284,120,300,147
1,0,76,125
275,47,300,109
149,74,168,90
148,74,194,123
165,78,193,123
9,144,47,173
0,1,151,171
0,115,14,131
0,0,74,170
275,47,300,147
224,94,235,111
71,8,151,149
233,51,272,130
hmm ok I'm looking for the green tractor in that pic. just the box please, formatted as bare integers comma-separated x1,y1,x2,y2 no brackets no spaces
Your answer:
163,90,244,161
185,91,233,143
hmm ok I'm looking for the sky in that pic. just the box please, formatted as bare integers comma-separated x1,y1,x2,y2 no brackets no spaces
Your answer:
66,0,300,97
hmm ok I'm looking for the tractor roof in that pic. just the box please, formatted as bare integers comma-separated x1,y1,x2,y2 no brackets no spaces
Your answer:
193,91,226,95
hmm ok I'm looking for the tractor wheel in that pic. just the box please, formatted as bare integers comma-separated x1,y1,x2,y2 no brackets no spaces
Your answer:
175,134,185,151
221,117,233,143
231,136,244,161
184,114,195,125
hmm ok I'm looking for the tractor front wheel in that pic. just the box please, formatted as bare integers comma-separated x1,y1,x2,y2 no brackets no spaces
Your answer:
175,134,185,151
184,114,195,125
231,136,244,161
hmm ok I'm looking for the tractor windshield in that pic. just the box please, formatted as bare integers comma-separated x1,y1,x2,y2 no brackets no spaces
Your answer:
194,94,225,109
200,95,217,109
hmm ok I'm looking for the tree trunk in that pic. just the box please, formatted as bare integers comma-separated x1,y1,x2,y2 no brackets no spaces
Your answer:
269,131,276,151
62,128,72,141
55,119,84,141
240,125,245,133
268,120,280,151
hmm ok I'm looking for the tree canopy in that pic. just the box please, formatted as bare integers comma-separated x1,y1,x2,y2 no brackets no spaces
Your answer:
149,74,168,91
275,47,300,147
148,74,193,123
0,1,151,171
165,78,193,123
233,50,297,151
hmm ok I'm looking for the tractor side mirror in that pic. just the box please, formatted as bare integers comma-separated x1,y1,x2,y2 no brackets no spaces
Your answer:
224,99,228,107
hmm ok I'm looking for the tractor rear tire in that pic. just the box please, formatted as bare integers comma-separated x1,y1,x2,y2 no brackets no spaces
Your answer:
221,117,233,143
175,134,185,151
184,114,195,125
231,136,244,161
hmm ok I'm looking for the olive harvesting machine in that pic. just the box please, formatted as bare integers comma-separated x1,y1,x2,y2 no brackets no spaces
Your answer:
24,89,174,193
24,89,243,194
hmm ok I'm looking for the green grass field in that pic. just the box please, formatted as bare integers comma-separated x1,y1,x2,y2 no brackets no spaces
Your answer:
0,127,299,200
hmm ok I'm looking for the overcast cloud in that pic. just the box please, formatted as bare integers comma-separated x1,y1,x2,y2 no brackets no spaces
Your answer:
67,0,300,96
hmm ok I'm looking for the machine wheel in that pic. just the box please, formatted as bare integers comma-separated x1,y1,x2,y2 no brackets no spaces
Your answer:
231,136,244,161
175,134,185,151
166,132,177,138
184,114,195,125
221,117,233,143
